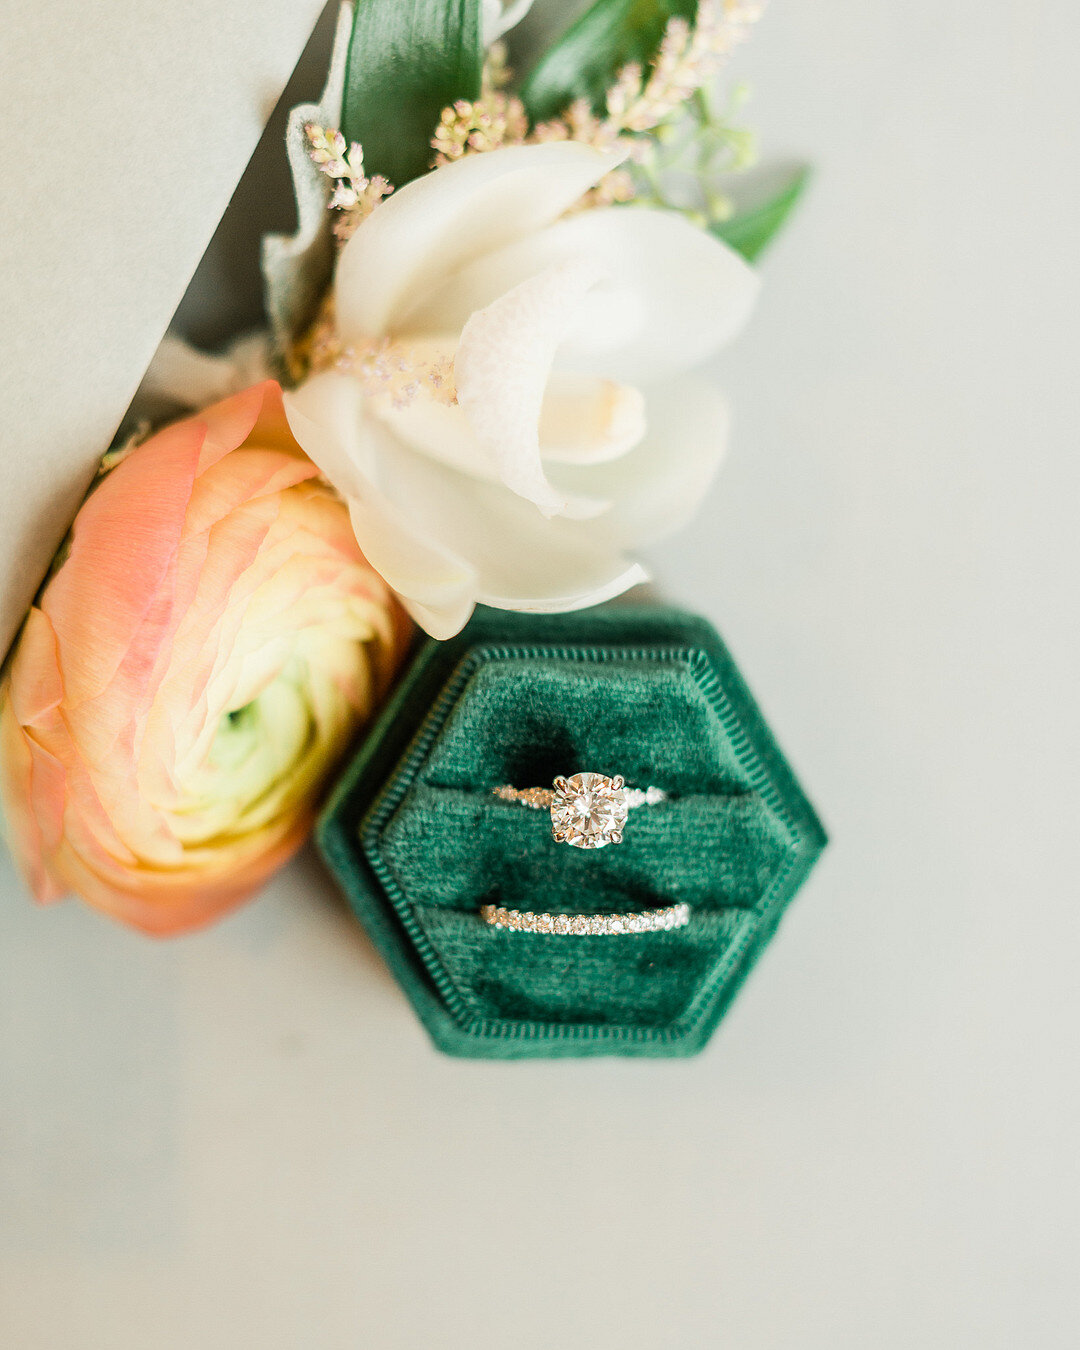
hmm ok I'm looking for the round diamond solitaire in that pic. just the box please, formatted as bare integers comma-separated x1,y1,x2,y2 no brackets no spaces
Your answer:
549,772,628,849
492,772,665,847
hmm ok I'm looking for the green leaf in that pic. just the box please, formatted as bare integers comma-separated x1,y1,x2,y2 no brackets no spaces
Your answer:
341,0,483,187
521,0,697,123
711,168,811,263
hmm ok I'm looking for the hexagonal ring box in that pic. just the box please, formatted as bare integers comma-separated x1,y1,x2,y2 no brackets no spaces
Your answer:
317,605,826,1058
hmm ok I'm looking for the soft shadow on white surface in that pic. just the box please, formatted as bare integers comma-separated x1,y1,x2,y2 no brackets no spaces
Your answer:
0,850,182,1255
2,2,1079,1348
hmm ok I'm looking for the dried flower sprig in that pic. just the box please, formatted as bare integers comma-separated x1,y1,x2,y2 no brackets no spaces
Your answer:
431,42,529,166
613,0,762,136
301,299,457,410
431,0,763,210
431,91,530,164
304,124,393,241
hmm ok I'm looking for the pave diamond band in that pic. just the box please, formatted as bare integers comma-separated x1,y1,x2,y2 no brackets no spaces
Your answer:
480,902,690,936
493,771,667,849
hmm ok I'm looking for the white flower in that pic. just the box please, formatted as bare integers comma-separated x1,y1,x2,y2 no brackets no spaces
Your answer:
284,142,758,638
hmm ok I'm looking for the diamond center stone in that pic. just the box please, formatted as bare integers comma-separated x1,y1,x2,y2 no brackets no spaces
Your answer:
550,773,628,849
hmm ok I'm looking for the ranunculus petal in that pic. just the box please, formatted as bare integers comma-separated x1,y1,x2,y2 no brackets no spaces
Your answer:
548,378,729,548
43,421,200,712
7,609,63,728
401,205,759,383
334,141,625,339
195,381,267,472
0,699,63,903
455,258,609,518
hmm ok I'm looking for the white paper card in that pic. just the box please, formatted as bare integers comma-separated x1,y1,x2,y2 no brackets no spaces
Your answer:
0,0,327,659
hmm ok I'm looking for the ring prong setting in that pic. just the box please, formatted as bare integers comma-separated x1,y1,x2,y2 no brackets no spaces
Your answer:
549,771,630,849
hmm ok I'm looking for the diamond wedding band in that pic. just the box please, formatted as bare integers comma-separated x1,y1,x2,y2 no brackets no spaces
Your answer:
493,771,667,849
480,902,690,935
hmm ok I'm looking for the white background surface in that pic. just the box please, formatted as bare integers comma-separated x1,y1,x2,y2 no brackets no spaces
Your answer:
2,2,1078,1347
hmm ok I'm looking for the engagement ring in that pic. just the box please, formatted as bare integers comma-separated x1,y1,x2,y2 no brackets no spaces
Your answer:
492,771,667,849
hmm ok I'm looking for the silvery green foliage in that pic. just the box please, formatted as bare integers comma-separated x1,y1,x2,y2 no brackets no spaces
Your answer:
261,2,355,366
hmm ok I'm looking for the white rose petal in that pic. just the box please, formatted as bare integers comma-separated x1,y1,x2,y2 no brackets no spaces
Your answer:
285,372,648,633
549,379,730,548
285,374,477,638
404,205,759,383
368,435,650,615
454,257,609,519
537,372,647,466
335,142,626,339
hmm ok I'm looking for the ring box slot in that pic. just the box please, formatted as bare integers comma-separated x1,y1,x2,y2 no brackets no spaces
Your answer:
378,784,786,912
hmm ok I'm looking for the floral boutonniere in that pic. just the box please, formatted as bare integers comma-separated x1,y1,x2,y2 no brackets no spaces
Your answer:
275,0,803,638
0,0,808,935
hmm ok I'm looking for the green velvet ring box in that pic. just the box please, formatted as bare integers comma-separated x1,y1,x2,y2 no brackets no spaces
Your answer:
317,605,826,1059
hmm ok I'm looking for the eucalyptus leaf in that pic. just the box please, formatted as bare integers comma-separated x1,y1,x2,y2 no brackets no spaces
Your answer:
521,0,696,123
711,167,810,263
342,0,484,187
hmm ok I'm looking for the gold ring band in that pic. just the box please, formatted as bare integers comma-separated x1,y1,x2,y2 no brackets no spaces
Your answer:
480,902,690,936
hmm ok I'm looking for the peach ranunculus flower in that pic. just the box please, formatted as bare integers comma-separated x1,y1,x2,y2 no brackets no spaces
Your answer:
284,141,759,639
0,381,408,935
